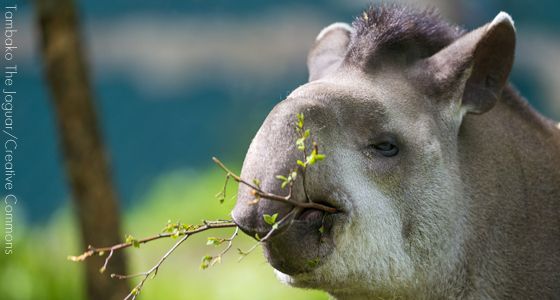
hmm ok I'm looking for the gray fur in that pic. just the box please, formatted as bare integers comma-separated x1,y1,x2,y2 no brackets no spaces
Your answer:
232,4,560,299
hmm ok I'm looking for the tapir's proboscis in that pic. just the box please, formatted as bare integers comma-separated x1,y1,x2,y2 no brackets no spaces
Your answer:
232,5,560,299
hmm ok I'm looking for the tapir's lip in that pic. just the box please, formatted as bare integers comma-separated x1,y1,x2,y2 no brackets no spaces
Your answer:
309,198,344,212
261,209,346,275
232,198,344,241
293,198,345,221
231,193,348,275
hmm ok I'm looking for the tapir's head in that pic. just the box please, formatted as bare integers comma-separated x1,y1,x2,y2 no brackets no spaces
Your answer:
232,6,516,296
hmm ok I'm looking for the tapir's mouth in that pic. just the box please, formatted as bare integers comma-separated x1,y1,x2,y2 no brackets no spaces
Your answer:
231,167,346,275
296,208,325,222
232,199,343,276
233,198,343,239
294,200,342,222
257,203,345,275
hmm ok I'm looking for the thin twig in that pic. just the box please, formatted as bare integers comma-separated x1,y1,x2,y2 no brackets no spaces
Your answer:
210,226,239,266
68,113,337,300
69,220,237,266
105,222,238,300
212,157,337,213
117,233,191,300
237,208,300,261
99,249,114,273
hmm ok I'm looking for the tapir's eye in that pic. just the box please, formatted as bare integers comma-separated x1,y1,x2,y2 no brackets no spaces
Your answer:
373,142,399,157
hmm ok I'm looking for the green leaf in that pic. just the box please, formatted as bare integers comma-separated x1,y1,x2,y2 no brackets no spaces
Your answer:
306,154,316,166
125,234,134,244
237,248,251,257
275,175,288,181
206,237,224,246
315,154,326,161
252,178,261,188
281,181,289,189
319,225,325,234
125,235,140,248
162,220,179,233
296,160,306,167
263,213,278,225
200,255,213,270
296,137,305,151
272,223,279,230
297,113,304,129
304,129,310,138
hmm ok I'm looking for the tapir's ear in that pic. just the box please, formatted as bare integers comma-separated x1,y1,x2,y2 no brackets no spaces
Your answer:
415,12,516,114
307,23,354,81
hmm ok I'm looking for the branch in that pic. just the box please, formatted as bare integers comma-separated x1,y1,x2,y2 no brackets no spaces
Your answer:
68,220,237,264
237,207,300,260
212,157,337,213
205,226,239,268
69,220,238,299
68,112,336,300
113,232,191,300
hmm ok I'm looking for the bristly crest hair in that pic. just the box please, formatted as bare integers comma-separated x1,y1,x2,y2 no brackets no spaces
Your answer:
346,3,465,70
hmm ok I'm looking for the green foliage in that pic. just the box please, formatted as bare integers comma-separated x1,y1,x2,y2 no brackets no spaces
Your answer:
296,113,304,129
252,178,261,188
200,255,213,270
275,173,297,189
206,237,225,246
268,112,328,233
237,248,247,255
214,175,229,204
275,112,327,194
297,114,326,167
125,234,141,248
305,146,326,167
162,220,194,234
263,213,278,226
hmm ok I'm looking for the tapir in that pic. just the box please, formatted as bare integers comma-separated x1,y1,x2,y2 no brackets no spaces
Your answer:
232,5,560,299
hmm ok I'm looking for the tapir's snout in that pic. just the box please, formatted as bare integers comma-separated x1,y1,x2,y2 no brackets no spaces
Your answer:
232,96,322,236
231,96,340,274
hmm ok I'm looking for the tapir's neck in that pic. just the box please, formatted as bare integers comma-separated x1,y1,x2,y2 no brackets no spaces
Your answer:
456,84,560,297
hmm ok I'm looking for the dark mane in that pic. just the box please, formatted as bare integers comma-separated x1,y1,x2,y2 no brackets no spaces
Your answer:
346,4,465,69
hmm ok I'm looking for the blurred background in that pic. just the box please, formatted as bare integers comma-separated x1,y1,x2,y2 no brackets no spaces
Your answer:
2,0,560,299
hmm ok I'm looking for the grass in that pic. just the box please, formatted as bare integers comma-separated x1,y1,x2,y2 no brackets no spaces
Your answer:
0,167,329,300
